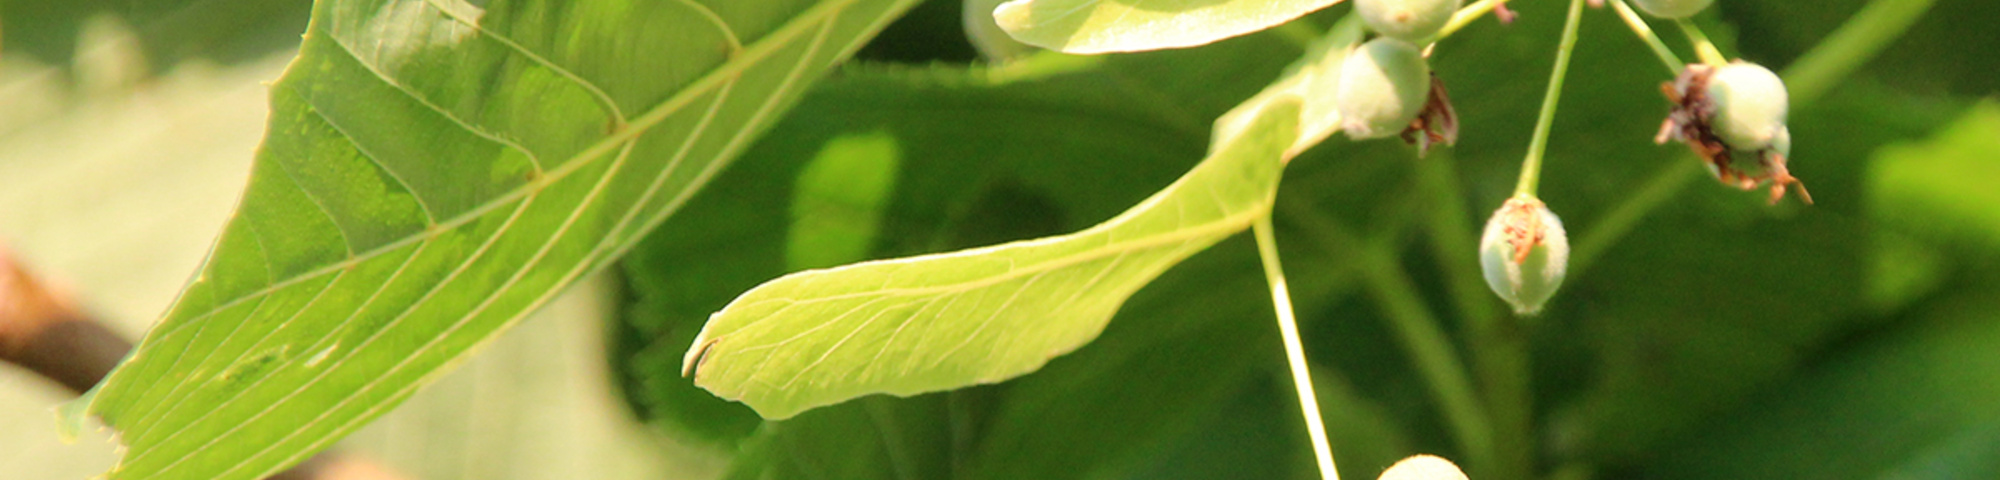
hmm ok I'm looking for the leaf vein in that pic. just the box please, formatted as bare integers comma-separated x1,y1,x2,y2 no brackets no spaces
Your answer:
151,196,532,478
121,240,434,469
322,28,550,174
134,0,866,346
418,0,629,124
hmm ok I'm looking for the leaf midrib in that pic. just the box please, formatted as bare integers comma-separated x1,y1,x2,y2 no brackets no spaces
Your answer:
134,0,868,344
713,189,1271,336
118,0,877,473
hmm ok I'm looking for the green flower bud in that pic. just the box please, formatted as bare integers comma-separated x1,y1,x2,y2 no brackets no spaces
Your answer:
1480,195,1570,315
1337,38,1431,140
1355,0,1464,42
1377,455,1469,480
1706,61,1790,152
1631,0,1714,19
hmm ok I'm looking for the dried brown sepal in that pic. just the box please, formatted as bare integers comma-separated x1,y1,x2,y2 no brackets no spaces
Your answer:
1657,64,1813,205
1499,196,1549,264
1402,73,1460,157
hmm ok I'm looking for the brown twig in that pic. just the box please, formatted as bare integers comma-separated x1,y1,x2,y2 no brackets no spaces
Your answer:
0,246,407,480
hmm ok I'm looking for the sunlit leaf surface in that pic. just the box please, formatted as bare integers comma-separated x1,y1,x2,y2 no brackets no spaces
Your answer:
992,0,1343,53
69,0,920,478
683,98,1301,419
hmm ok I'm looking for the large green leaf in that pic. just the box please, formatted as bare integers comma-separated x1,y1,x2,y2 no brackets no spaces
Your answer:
682,97,1302,419
613,55,1207,447
991,0,1342,53
65,0,920,478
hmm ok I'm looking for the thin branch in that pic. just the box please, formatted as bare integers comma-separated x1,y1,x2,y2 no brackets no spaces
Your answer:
1253,215,1341,480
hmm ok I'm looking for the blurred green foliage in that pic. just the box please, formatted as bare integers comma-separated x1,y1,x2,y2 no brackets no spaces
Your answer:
6,0,1999,478
0,0,309,69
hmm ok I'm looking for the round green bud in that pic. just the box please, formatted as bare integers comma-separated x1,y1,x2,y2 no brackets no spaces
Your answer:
1337,38,1431,140
1706,61,1789,152
1355,0,1464,42
1479,196,1570,316
1378,455,1469,480
1631,0,1714,19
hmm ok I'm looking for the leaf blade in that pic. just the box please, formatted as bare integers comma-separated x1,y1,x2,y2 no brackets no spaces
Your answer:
74,0,921,478
992,0,1343,53
684,97,1302,419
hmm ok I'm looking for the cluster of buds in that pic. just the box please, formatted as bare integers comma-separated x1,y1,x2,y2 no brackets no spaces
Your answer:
1337,0,1807,314
1658,61,1812,204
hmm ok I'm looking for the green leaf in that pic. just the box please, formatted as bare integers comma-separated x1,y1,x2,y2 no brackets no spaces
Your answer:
67,0,920,478
786,130,903,270
957,236,1278,480
1869,100,2000,252
1215,15,1364,157
683,97,1302,420
612,55,1210,446
992,0,1342,53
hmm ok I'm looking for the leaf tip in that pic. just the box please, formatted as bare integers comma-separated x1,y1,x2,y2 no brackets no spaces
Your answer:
55,384,100,444
681,326,716,378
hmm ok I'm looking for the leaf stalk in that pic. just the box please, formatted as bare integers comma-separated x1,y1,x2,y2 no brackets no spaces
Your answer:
1515,0,1589,197
1606,0,1687,74
1253,214,1341,480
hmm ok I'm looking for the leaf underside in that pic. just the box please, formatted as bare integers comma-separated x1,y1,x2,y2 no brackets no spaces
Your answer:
683,97,1301,419
993,0,1344,54
71,0,919,478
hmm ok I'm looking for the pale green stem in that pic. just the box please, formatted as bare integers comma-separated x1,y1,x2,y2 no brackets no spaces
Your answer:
1253,214,1340,480
1674,18,1729,66
1607,0,1687,74
1432,0,1516,43
1515,0,1589,197
1277,200,1494,473
1571,0,1937,278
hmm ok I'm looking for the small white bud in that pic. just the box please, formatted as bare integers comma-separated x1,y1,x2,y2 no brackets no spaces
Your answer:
1479,195,1570,315
1337,38,1432,140
1355,0,1465,42
1706,61,1790,153
1377,454,1469,480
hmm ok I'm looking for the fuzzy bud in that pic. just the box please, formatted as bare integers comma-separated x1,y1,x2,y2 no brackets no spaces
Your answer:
1479,195,1570,315
1337,38,1432,140
1706,61,1790,153
1377,455,1469,480
1356,0,1465,42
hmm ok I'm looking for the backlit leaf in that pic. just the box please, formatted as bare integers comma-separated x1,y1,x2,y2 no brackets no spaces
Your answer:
992,0,1343,53
66,0,921,478
683,97,1302,419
